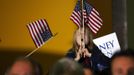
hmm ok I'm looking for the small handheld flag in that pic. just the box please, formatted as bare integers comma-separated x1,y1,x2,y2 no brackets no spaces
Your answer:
26,19,56,57
27,19,53,48
70,0,103,34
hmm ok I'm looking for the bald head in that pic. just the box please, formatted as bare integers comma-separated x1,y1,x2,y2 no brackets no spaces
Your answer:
6,57,42,75
8,60,34,75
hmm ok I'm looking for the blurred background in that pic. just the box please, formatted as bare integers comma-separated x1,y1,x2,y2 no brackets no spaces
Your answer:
0,0,133,74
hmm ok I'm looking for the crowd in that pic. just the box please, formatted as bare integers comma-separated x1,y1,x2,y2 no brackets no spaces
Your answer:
4,27,134,75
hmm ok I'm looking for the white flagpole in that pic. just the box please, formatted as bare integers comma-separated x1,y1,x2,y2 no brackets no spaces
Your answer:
25,33,58,58
82,0,84,29
81,0,85,48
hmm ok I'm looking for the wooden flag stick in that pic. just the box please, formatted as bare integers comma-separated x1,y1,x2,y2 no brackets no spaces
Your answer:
25,33,58,58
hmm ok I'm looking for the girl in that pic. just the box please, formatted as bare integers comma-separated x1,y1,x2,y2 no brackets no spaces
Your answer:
66,26,110,74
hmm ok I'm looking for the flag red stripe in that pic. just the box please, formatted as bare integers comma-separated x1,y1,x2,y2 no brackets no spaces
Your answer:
27,25,38,48
88,21,99,31
70,17,81,27
88,17,100,30
71,14,81,24
90,13,102,26
73,11,81,21
70,15,81,26
30,24,41,47
87,19,99,31
31,22,43,46
38,20,46,32
91,10,103,23
32,22,44,44
92,8,99,16
71,15,81,26
35,21,43,34
87,24,97,33
71,11,81,24
35,21,43,33
41,19,48,30
28,24,40,47
89,15,101,28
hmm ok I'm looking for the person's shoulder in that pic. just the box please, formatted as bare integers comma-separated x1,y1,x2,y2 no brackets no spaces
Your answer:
65,48,76,58
92,44,110,59
66,48,75,55
92,44,100,51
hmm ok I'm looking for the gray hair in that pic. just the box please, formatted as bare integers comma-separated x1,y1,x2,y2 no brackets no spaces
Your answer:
49,58,84,75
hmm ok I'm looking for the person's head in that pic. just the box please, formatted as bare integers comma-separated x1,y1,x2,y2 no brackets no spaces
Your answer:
111,49,134,75
83,67,93,75
73,26,93,52
5,57,42,75
49,58,84,75
82,60,92,75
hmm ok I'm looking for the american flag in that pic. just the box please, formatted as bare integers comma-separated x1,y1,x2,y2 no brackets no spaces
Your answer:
27,19,53,48
70,0,103,34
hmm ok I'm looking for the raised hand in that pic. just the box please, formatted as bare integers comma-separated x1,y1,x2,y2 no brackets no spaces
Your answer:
74,46,83,61
82,48,92,58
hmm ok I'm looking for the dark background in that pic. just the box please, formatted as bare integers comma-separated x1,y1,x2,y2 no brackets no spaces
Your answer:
128,0,134,49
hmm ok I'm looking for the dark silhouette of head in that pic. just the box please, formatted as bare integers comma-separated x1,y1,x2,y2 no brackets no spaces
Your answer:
49,58,84,75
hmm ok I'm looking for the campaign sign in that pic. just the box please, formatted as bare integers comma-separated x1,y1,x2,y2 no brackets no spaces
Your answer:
93,32,121,58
